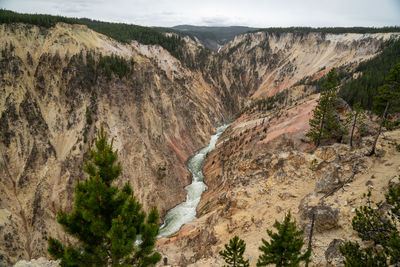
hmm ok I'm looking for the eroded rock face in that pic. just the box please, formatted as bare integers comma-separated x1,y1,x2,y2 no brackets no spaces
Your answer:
212,32,399,100
0,23,229,265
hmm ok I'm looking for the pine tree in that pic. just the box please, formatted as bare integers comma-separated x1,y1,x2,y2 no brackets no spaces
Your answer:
306,68,341,147
340,182,400,266
219,236,250,267
369,62,400,156
339,242,387,267
47,126,161,266
257,212,311,267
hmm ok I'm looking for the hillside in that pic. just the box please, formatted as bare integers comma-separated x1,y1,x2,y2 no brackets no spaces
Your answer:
159,104,400,265
215,31,398,99
1,13,400,266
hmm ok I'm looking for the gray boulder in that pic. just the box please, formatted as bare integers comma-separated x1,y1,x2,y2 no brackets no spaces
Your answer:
325,239,345,266
315,164,341,194
299,194,339,232
313,206,339,232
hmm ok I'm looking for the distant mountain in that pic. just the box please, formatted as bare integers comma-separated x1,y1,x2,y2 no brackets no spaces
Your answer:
170,25,259,50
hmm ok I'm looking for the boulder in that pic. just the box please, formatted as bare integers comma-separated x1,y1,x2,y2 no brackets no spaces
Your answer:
315,146,336,162
333,98,350,114
325,239,345,266
299,194,339,232
315,164,341,193
313,206,339,232
298,192,320,220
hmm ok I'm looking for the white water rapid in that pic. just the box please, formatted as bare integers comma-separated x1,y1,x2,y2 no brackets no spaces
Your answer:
158,124,229,238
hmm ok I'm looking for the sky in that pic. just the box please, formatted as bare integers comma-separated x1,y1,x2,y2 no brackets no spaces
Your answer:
0,0,399,28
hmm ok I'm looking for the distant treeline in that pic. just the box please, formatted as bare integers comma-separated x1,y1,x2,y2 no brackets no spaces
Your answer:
0,9,76,27
252,26,400,35
0,9,185,59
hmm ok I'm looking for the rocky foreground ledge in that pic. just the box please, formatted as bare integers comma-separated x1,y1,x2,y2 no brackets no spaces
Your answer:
13,257,58,267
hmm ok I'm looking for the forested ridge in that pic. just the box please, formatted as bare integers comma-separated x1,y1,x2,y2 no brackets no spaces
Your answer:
0,9,185,59
254,26,400,35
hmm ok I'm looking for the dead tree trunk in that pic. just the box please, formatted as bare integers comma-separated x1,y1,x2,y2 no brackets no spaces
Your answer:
305,212,315,267
368,101,389,156
308,212,315,251
316,114,325,147
349,111,358,148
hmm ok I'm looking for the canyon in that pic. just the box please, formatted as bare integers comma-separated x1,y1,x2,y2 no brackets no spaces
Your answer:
0,21,399,266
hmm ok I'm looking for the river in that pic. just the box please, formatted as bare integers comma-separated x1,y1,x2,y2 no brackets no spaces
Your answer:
157,124,229,238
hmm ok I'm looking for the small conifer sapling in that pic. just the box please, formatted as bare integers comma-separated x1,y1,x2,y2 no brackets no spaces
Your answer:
219,235,250,267
257,212,311,267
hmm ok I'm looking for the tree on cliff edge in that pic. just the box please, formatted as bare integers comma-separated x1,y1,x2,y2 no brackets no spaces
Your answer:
48,126,161,266
307,68,340,147
368,62,400,156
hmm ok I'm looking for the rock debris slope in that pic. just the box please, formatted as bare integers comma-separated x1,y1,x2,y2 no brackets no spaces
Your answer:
158,98,400,266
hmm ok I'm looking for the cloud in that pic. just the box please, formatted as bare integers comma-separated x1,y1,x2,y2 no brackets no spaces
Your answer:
1,0,399,27
200,16,234,26
52,0,106,15
199,15,249,27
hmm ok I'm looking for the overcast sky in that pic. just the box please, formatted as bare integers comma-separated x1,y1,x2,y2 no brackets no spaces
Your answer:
0,0,399,28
